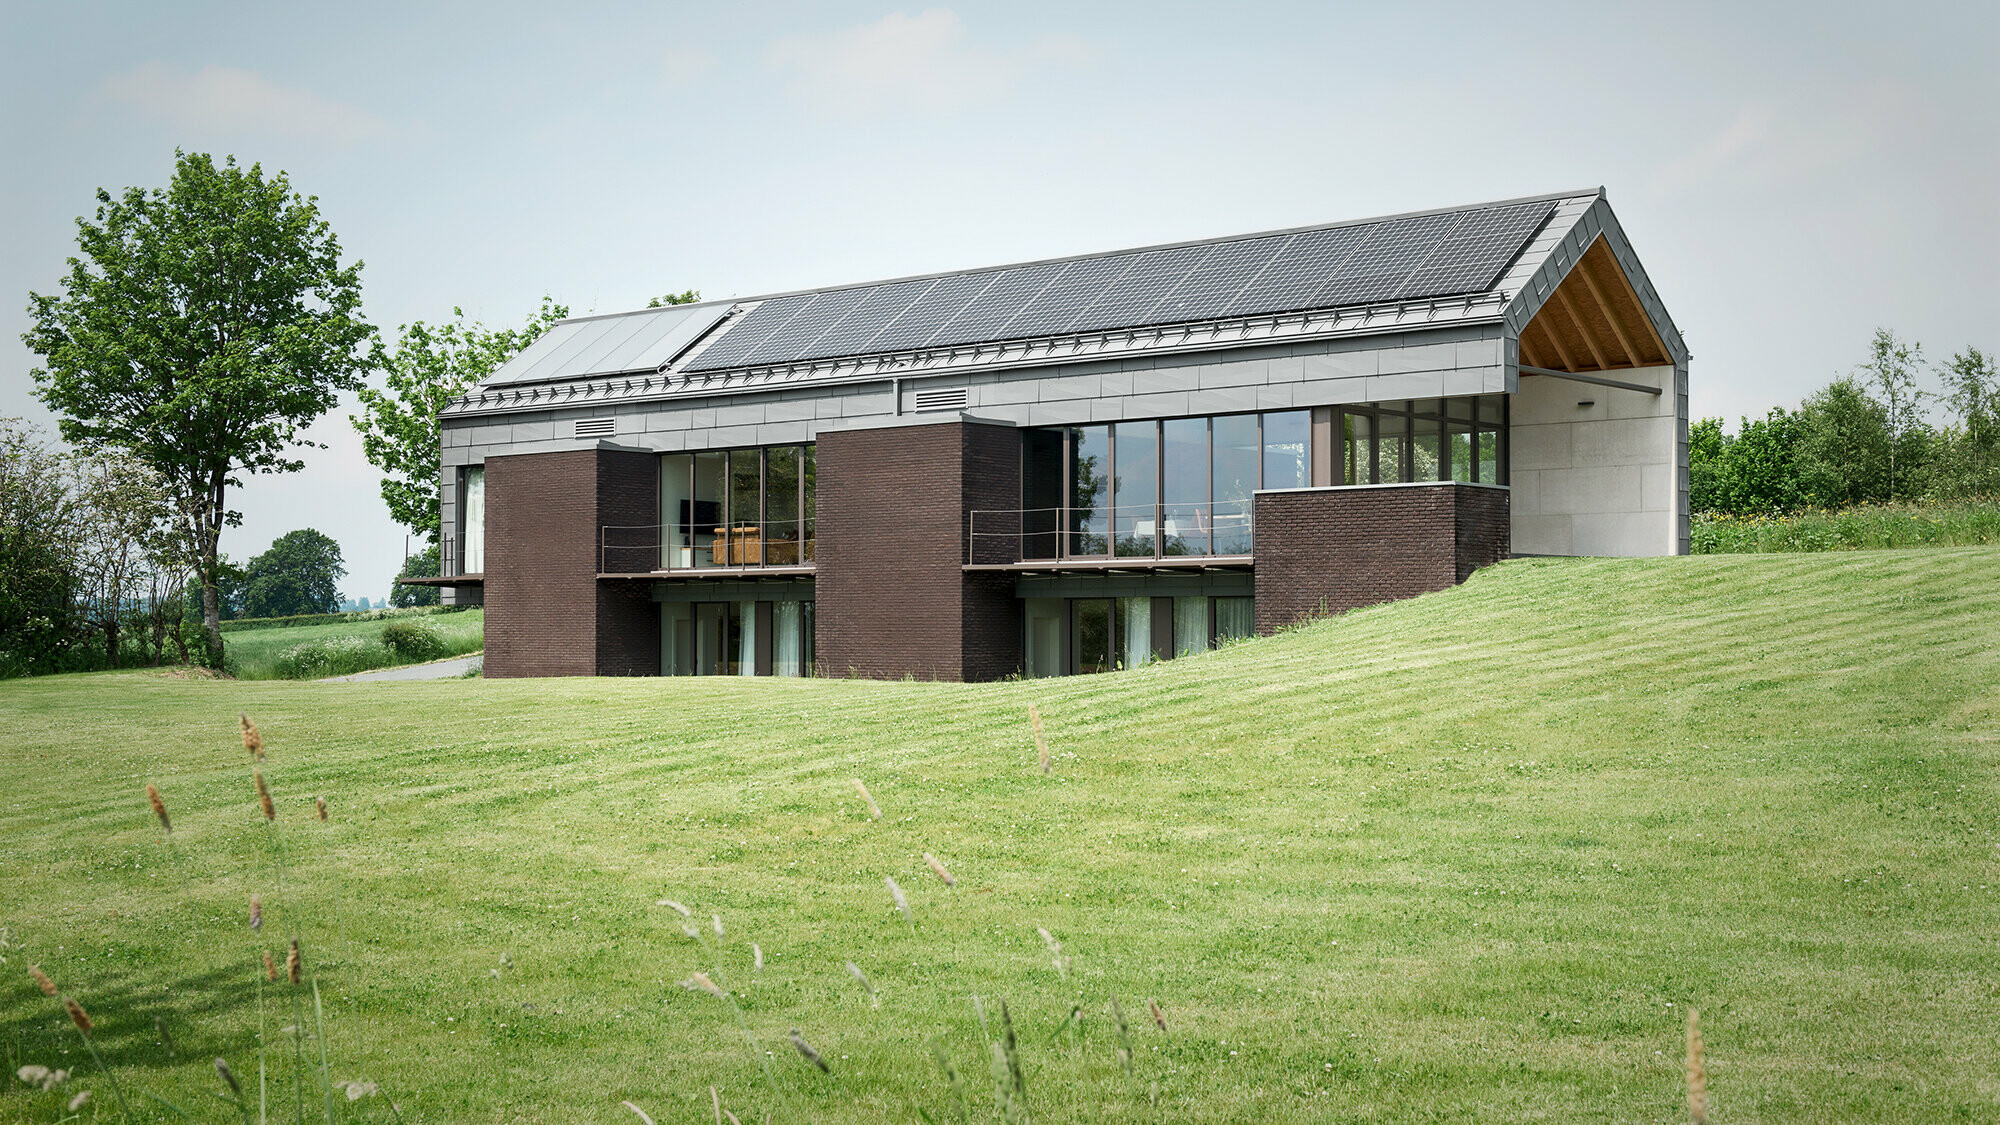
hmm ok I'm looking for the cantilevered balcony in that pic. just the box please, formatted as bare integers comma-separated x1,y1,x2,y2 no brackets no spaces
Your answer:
600,521,816,578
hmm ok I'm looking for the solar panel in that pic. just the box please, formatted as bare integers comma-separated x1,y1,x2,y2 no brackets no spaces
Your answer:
863,272,999,353
994,255,1139,340
1144,233,1292,325
1309,212,1463,308
1065,244,1212,334
680,198,1567,371
1390,201,1554,301
922,262,1066,349
1224,224,1374,318
683,294,814,371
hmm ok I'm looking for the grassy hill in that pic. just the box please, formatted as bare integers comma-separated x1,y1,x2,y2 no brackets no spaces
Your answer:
221,609,484,680
2,549,1996,1123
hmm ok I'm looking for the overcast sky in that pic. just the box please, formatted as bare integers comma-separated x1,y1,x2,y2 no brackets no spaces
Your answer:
3,1,1994,597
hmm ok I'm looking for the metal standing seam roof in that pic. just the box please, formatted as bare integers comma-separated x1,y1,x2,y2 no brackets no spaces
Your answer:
460,188,1674,415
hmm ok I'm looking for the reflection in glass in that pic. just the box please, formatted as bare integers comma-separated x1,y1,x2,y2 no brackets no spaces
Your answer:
1161,418,1207,556
1343,413,1373,484
1069,425,1109,556
693,452,725,567
1024,598,1064,678
728,450,761,564
766,447,800,563
1449,430,1474,482
802,446,816,561
660,454,693,568
733,600,755,676
1113,421,1158,557
1377,413,1408,484
1261,411,1309,491
462,466,485,573
1022,428,1064,560
1411,413,1441,481
1211,414,1258,554
1072,598,1112,674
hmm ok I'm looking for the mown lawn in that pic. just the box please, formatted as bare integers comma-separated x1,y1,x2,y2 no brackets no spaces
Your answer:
2,549,1997,1123
222,610,485,680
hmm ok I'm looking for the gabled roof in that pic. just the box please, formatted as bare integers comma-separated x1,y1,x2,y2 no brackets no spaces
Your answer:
452,188,1684,418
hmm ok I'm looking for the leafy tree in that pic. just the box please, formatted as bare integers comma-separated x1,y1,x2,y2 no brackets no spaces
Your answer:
24,151,372,663
1687,417,1727,513
0,421,85,674
1794,378,1891,507
1717,407,1811,514
1855,328,1929,499
1936,346,2000,496
72,451,175,667
241,529,346,618
351,299,568,543
647,289,701,308
392,544,442,608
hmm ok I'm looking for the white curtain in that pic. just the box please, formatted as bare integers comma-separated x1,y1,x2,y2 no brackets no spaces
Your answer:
774,601,803,677
1174,596,1210,657
462,466,485,573
1215,597,1254,642
736,601,757,675
1119,597,1152,669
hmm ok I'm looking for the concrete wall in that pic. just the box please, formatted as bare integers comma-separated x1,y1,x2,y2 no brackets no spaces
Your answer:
1509,364,1685,556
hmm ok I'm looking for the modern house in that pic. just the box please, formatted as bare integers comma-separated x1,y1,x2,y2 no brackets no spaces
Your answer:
425,188,1688,680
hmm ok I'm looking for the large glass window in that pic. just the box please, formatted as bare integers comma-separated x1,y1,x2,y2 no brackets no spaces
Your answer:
1112,421,1158,557
1022,429,1064,560
1118,597,1154,669
1173,596,1211,657
662,445,815,570
1215,597,1255,643
1162,418,1208,556
1069,425,1110,556
1072,599,1112,674
1211,414,1259,555
1261,411,1309,491
461,466,485,573
666,598,813,677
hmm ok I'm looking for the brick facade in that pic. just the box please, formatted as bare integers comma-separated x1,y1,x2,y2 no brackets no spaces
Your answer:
484,445,659,677
816,419,1022,681
1251,483,1509,634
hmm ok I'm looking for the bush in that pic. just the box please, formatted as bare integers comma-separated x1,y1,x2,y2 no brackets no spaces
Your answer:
380,620,448,663
273,635,392,679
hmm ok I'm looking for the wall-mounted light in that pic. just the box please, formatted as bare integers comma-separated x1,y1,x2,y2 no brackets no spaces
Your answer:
1577,400,1596,408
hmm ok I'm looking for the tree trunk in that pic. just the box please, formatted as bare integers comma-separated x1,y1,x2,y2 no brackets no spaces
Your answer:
200,469,226,666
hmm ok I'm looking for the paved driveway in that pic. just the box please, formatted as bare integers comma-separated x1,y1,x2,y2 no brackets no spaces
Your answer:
321,653,483,683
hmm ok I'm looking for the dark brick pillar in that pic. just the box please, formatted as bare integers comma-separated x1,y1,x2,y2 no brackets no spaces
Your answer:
1252,483,1509,634
815,419,1022,681
483,445,659,677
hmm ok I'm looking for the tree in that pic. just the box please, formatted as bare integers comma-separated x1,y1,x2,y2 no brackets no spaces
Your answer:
1855,328,1929,499
647,289,701,308
392,544,442,607
241,529,346,618
1794,378,1891,507
0,420,85,674
71,451,175,667
1937,346,2000,496
1687,417,1727,513
24,151,372,664
351,299,568,543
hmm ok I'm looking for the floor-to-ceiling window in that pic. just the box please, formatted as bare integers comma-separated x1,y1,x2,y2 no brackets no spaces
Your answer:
460,466,485,573
1021,591,1259,677
659,444,816,569
661,594,814,677
1330,398,1508,485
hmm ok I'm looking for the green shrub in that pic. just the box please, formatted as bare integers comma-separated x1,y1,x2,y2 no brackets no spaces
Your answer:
380,620,448,663
273,635,393,679
1692,498,2000,553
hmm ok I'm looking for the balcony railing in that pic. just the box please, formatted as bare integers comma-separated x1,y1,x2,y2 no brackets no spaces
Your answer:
601,521,817,574
967,501,1255,566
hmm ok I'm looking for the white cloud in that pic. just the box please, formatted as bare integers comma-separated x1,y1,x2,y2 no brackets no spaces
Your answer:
102,62,390,145
764,8,1092,116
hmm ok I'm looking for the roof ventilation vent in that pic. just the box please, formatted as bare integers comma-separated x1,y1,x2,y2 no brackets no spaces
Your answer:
574,418,617,439
911,387,969,413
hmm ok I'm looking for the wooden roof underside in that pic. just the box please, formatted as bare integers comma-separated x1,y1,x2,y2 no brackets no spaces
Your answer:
1519,236,1673,372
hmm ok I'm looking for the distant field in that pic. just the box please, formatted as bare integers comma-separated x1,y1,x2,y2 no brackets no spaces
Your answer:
1693,498,2000,553
222,609,484,679
2,549,1997,1123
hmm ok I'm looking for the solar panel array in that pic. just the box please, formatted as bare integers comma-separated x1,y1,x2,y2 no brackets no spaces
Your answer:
683,199,1555,373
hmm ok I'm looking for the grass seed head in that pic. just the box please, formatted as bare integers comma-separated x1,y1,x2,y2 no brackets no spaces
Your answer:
214,1057,241,1095
254,770,275,822
846,960,878,1006
315,796,328,822
67,1091,90,1113
753,943,764,972
659,899,692,919
1148,998,1167,1032
240,714,263,760
264,950,277,982
886,876,912,926
65,998,93,1034
1037,926,1071,980
712,914,725,939
924,852,957,886
146,783,171,834
249,894,262,931
1031,705,1050,774
29,964,57,996
788,1029,830,1072
685,971,725,998
1686,1007,1708,1125
853,778,882,819
287,938,302,984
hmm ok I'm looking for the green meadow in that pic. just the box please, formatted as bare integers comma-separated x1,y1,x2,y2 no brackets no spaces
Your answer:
219,610,485,681
3,549,1997,1123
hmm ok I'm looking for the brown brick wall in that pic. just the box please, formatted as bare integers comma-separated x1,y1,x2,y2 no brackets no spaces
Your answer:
1252,484,1510,634
484,446,659,678
816,420,1022,681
